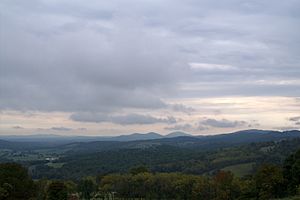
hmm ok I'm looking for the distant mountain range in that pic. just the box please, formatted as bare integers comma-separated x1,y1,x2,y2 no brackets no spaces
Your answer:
1,129,300,179
0,131,191,143
112,131,192,141
0,129,300,152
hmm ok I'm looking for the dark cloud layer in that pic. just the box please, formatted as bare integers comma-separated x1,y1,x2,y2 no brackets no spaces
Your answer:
199,118,247,128
289,116,300,122
166,118,249,132
288,116,300,127
170,104,196,114
51,127,72,131
165,123,207,132
12,126,24,129
70,112,177,125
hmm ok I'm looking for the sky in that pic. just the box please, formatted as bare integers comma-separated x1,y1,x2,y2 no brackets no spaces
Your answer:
0,0,300,136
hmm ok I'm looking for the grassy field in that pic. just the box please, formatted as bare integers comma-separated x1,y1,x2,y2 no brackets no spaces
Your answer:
46,162,65,168
222,162,255,177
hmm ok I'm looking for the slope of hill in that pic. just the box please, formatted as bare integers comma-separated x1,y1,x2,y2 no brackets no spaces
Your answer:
199,129,300,144
112,132,164,141
1,129,299,153
32,138,300,180
1,129,300,180
0,139,55,150
55,129,300,154
165,131,192,138
0,131,188,143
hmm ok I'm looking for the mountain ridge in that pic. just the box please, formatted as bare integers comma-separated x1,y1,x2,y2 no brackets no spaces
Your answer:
0,129,299,144
1,129,300,153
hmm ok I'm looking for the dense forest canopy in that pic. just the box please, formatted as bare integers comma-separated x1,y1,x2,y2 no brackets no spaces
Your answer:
0,149,299,200
1,130,300,199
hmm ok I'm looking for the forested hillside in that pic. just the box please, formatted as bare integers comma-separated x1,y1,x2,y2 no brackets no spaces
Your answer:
1,130,300,180
31,138,300,179
1,129,300,199
1,148,300,200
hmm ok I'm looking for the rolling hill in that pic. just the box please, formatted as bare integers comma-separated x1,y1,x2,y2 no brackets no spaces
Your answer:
1,129,300,180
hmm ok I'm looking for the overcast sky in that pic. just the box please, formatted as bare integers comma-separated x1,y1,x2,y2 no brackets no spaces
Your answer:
0,0,299,136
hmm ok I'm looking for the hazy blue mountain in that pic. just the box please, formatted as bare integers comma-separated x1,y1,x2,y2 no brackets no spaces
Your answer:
1,130,300,152
112,132,164,141
35,129,299,155
0,134,112,144
165,131,192,138
202,129,300,144
0,131,185,143
0,139,55,150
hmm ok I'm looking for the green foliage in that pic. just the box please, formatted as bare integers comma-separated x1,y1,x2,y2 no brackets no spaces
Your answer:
129,165,150,175
283,149,300,195
77,177,97,200
212,171,241,200
0,141,300,200
101,173,174,199
27,138,300,180
46,181,68,200
0,163,35,200
0,184,10,200
254,164,285,199
35,179,50,200
222,162,255,177
2,137,300,180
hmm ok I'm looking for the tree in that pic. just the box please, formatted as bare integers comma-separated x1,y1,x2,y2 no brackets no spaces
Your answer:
0,183,11,200
254,164,285,199
283,149,300,195
0,163,35,200
35,179,50,200
46,181,68,200
192,177,214,200
78,177,97,200
129,166,149,175
172,175,196,200
212,171,241,200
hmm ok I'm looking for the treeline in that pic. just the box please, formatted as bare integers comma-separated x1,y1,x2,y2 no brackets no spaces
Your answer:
1,150,300,200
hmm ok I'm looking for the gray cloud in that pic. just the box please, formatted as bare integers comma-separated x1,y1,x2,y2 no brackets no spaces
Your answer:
289,116,300,122
199,118,247,128
36,127,87,132
170,104,196,114
111,114,177,125
0,0,299,115
165,123,208,132
165,124,194,132
70,113,109,123
247,121,261,128
12,126,24,129
166,118,249,132
70,112,177,125
288,116,300,127
77,128,88,131
0,0,186,113
51,127,73,131
274,126,300,131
